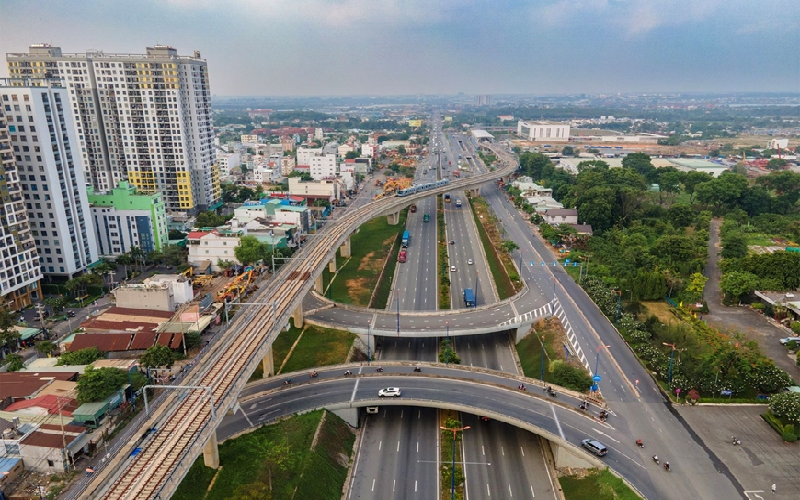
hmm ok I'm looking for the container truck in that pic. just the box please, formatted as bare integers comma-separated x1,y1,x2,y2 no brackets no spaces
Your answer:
463,288,476,308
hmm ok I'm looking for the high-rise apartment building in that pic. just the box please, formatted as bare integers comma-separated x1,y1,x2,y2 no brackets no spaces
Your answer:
0,93,41,309
6,44,221,213
1,79,98,278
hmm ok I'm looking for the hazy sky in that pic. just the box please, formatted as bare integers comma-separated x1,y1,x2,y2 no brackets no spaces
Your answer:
1,0,798,96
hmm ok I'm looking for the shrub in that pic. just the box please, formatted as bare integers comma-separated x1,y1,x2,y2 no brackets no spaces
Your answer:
792,322,800,335
769,392,800,424
781,430,797,442
552,363,593,392
751,302,765,311
4,353,24,372
787,341,798,351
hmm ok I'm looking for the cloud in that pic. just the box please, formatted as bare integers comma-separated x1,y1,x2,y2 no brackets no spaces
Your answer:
533,0,724,35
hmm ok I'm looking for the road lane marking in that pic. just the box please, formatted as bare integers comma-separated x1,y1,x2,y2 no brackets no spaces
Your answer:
372,479,376,491
397,441,400,452
509,484,513,497
487,484,491,496
551,405,565,440
350,378,360,402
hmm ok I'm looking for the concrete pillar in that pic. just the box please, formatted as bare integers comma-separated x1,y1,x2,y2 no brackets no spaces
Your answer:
339,237,351,258
387,211,400,225
513,323,533,343
293,304,304,328
203,430,220,469
262,345,275,377
328,407,360,428
328,258,336,273
315,273,324,294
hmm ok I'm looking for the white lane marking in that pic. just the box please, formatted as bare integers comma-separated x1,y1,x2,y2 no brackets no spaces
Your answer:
417,441,419,453
520,446,525,457
509,484,513,497
397,441,400,452
551,405,565,440
350,378,360,402
487,484,491,497
531,485,535,498
591,428,619,443
371,479,376,491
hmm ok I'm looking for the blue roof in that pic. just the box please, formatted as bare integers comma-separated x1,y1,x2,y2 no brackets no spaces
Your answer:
0,456,21,473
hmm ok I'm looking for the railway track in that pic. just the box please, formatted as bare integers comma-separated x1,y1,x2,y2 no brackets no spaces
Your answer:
77,144,516,499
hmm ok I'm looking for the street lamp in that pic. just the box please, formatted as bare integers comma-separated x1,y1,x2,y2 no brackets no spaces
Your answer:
366,320,372,364
662,342,682,388
445,321,450,366
440,424,470,500
540,333,546,381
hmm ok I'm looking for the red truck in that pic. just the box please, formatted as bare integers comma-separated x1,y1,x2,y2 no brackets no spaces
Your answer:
399,250,407,263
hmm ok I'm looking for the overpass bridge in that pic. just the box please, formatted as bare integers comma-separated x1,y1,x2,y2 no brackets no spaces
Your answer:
74,145,520,499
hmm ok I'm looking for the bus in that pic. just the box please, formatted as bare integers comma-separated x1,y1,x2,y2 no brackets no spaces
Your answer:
401,231,410,247
444,193,451,203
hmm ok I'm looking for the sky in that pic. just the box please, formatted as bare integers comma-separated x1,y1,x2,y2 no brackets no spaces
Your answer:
1,0,798,96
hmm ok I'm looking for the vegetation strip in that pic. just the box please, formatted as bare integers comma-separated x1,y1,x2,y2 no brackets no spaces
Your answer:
325,211,407,306
370,213,407,309
439,411,465,500
559,468,642,500
467,196,518,299
437,195,451,309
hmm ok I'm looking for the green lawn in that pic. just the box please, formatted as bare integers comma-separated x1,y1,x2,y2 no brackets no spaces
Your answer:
517,329,558,383
280,325,355,373
272,320,304,370
173,410,354,500
559,468,641,500
371,229,404,309
328,212,408,306
468,197,516,300
745,233,780,247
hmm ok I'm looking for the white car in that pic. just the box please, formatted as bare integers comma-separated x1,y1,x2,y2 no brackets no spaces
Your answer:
467,259,474,265
450,265,456,272
378,387,402,397
779,337,800,345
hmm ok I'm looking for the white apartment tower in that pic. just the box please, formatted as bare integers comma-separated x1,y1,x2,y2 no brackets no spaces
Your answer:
0,92,42,309
1,79,98,278
6,44,221,213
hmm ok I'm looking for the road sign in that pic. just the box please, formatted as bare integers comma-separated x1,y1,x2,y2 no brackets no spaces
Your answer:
720,390,733,396
565,259,571,264
592,375,601,382
590,384,599,392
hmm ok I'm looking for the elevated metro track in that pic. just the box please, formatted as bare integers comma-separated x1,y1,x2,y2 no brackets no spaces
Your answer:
76,146,518,499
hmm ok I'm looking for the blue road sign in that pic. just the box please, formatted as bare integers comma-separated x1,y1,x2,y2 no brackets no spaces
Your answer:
592,375,601,382
565,259,571,264
720,390,733,396
590,384,599,392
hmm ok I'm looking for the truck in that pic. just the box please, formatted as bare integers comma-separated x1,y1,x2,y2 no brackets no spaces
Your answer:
410,204,417,213
455,199,462,208
398,249,407,263
401,230,410,248
463,288,476,308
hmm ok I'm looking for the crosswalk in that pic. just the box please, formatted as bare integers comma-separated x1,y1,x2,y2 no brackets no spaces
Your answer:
498,298,591,372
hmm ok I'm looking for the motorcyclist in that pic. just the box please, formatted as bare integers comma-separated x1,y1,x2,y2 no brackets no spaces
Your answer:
652,455,659,464
664,462,670,471
636,439,643,447
376,366,384,372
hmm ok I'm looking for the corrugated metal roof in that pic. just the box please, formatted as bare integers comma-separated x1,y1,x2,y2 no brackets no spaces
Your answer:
169,332,184,349
67,334,132,352
156,333,172,347
130,332,157,350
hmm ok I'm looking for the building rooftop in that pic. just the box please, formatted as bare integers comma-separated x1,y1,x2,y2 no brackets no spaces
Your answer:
0,372,78,400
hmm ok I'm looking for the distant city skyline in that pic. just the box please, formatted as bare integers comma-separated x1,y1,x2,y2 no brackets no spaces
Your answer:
1,0,798,96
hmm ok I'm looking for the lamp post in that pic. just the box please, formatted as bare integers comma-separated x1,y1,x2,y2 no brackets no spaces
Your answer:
594,344,611,389
662,342,680,388
366,320,372,364
445,321,450,365
440,424,470,500
540,333,546,381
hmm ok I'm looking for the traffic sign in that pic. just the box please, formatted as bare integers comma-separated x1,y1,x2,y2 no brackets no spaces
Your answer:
590,384,599,392
592,375,601,382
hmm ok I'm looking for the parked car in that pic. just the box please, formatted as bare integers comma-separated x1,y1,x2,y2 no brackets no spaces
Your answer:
581,439,608,457
378,387,402,397
779,337,800,345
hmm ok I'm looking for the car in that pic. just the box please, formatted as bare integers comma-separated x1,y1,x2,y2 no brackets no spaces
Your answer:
581,439,608,457
467,259,474,265
779,337,800,345
366,407,379,414
450,265,456,272
67,310,76,317
378,387,402,397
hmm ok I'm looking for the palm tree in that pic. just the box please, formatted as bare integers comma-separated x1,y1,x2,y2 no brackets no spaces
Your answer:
129,246,145,272
116,253,134,280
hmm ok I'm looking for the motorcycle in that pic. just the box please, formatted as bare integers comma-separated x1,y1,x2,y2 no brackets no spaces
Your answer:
663,462,670,472
376,367,384,373
309,372,318,378
283,379,292,385
343,370,353,377
413,366,422,373
732,437,741,446
652,456,659,465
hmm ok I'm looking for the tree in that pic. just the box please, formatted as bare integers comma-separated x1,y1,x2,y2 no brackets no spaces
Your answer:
720,232,748,259
162,245,188,267
129,246,146,271
685,272,709,303
116,253,134,280
667,204,694,228
501,240,519,253
195,211,227,229
44,296,68,315
0,308,21,358
720,271,760,303
57,346,105,366
769,392,800,424
561,146,575,156
75,366,129,404
767,158,787,171
4,353,24,372
397,145,407,154
622,152,655,181
552,363,593,392
438,340,461,364
234,235,270,266
682,171,714,203
345,151,359,160
139,344,176,370
35,341,57,357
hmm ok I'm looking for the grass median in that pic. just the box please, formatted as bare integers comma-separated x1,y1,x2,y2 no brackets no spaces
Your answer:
173,410,354,500
327,211,407,306
559,468,641,500
438,195,450,309
468,196,518,299
279,324,355,373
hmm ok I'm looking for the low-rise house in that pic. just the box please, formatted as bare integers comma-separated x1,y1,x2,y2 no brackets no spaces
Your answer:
542,208,578,225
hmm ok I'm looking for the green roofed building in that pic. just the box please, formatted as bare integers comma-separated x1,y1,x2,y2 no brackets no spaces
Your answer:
87,181,168,257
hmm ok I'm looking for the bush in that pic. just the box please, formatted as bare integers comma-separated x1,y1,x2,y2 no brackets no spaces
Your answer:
769,392,800,424
4,353,24,372
781,430,797,442
792,322,800,335
751,302,765,311
552,363,593,392
787,341,798,350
